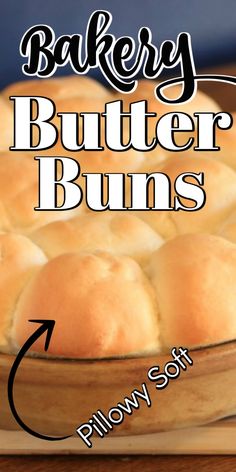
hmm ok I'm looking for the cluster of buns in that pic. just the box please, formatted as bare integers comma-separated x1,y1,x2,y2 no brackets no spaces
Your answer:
0,75,236,359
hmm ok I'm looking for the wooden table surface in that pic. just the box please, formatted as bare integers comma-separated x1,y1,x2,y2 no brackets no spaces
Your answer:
2,63,236,471
0,455,236,471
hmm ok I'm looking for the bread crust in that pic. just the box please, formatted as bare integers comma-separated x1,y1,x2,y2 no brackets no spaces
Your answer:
12,252,160,358
0,232,46,350
139,155,236,238
148,233,236,349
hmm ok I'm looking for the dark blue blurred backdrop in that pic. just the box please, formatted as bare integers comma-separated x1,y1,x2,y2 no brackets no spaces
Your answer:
1,0,236,88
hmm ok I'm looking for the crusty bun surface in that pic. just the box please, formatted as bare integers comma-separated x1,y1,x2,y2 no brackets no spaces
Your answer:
8,233,236,358
12,252,160,358
148,233,236,349
0,232,47,351
116,80,221,150
2,75,112,101
31,212,163,264
0,152,82,233
139,155,236,238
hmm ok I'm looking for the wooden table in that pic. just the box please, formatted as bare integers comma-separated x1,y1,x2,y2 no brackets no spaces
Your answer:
2,63,236,471
0,455,236,471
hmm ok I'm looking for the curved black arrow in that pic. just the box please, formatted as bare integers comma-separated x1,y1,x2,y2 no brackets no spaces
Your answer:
8,319,72,441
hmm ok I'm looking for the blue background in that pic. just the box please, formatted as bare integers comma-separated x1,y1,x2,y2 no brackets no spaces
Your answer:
1,0,236,89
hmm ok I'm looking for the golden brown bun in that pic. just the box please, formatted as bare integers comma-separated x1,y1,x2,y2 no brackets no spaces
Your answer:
139,155,236,238
2,75,111,101
78,147,145,174
43,146,145,174
2,75,114,149
30,212,163,264
139,110,236,173
121,80,220,114
10,233,236,357
0,152,82,232
117,80,221,149
118,80,220,113
0,96,13,150
148,233,236,349
39,146,145,210
50,92,113,145
0,232,47,351
217,208,236,243
39,146,145,211
181,112,236,171
12,252,160,358
214,112,236,170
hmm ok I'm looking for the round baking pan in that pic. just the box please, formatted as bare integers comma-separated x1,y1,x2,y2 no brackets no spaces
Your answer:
0,341,235,437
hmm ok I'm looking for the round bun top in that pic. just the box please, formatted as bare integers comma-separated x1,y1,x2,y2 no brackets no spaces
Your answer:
12,252,160,358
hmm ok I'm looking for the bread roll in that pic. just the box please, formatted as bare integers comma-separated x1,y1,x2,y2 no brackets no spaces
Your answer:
12,252,160,358
39,144,145,213
148,233,236,349
217,208,236,243
117,80,221,150
31,212,163,263
0,232,47,351
43,146,145,174
9,233,236,357
213,112,236,170
0,96,13,150
50,93,113,145
139,155,236,238
2,75,111,101
2,75,114,149
0,152,82,232
180,112,236,171
120,79,220,112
